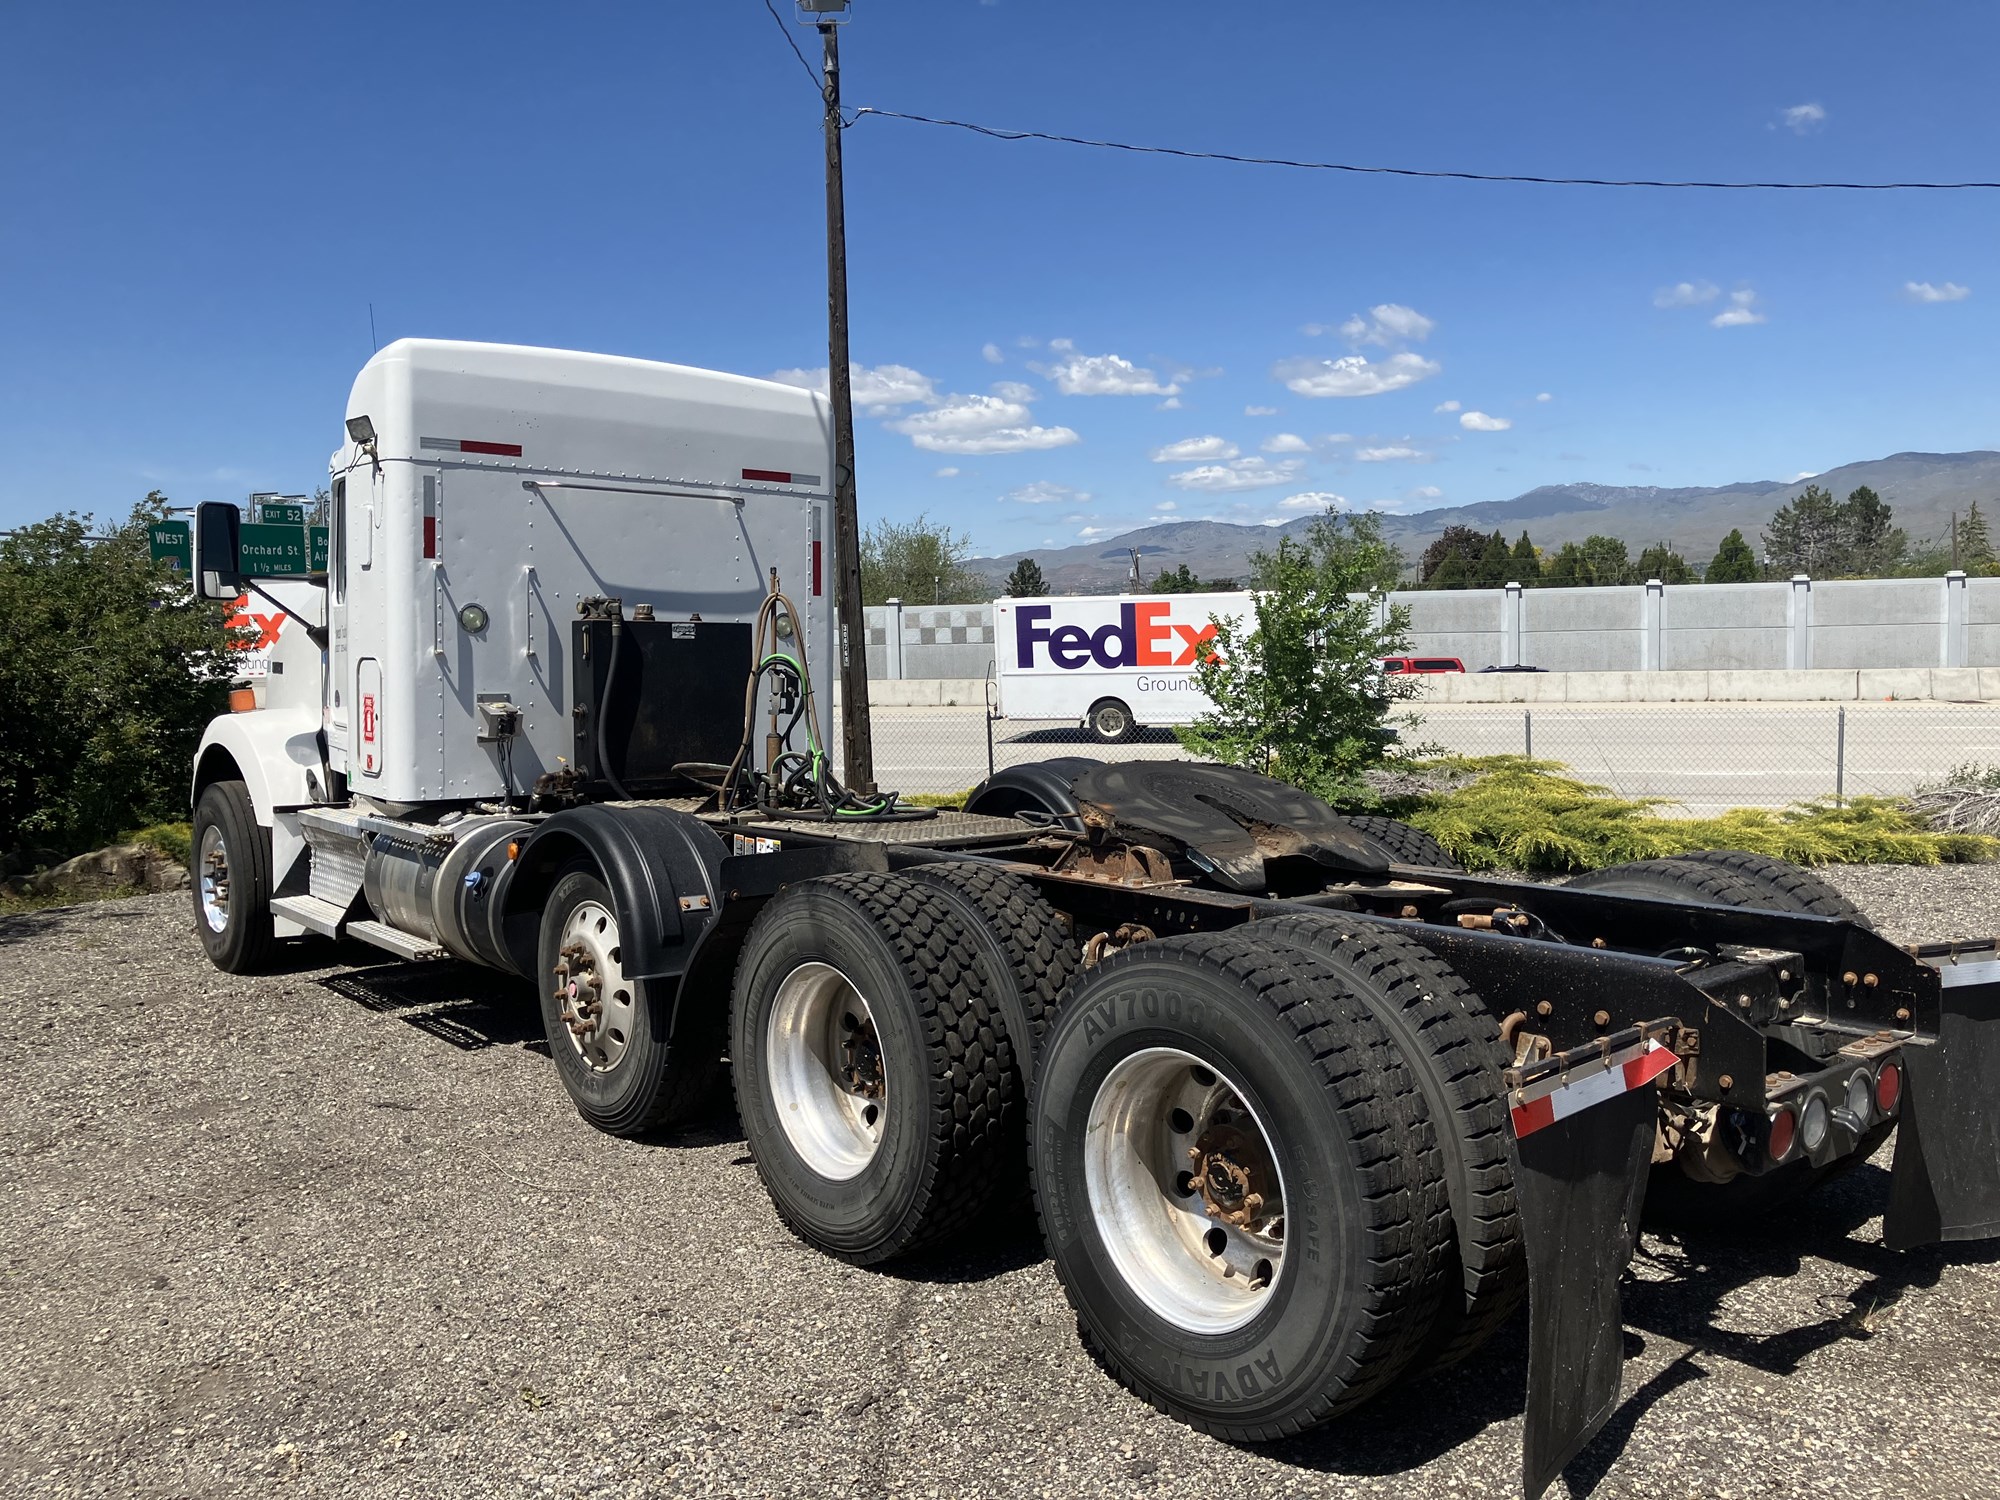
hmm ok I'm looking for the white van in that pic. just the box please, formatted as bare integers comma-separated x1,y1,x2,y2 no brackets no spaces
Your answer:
992,591,1250,742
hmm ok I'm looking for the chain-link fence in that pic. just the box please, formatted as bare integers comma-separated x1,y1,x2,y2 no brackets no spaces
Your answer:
863,690,2000,817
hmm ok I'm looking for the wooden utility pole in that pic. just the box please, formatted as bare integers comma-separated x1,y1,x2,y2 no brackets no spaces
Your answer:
813,6,876,792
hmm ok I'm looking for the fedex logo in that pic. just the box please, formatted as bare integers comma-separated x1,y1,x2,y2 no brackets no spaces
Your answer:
226,593,285,651
1015,602,1219,671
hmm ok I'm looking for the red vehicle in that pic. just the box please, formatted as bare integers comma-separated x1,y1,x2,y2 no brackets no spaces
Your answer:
1381,655,1465,674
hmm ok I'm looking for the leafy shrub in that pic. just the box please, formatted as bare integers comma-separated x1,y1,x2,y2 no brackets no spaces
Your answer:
1398,757,1993,872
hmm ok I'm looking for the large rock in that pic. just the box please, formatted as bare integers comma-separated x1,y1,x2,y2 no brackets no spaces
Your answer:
19,843,190,898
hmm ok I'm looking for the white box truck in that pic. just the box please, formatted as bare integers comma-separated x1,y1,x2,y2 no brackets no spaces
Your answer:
993,590,1250,742
178,339,2000,1500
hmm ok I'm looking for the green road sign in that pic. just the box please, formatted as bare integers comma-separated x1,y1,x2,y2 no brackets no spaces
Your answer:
148,520,191,572
259,502,307,525
239,522,310,577
308,525,328,574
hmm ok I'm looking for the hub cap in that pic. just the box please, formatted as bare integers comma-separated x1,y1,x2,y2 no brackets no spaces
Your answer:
765,962,886,1181
551,901,634,1072
1085,1048,1288,1335
197,824,230,933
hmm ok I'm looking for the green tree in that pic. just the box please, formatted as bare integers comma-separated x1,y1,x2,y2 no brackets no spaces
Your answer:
1957,503,1995,573
1002,556,1047,597
1148,562,1233,594
1635,543,1695,584
1419,524,1488,586
1472,531,1511,589
1175,512,1416,806
1761,485,1846,576
0,494,237,858
1509,530,1541,584
1429,552,1475,590
860,513,986,605
1705,528,1760,583
1840,486,1906,576
1542,535,1635,588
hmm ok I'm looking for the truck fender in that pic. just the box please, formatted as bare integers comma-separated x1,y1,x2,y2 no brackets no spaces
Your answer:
191,708,322,825
963,756,1101,829
500,804,728,984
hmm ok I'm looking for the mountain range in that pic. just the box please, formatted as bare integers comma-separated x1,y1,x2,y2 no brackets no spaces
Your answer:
969,450,2000,592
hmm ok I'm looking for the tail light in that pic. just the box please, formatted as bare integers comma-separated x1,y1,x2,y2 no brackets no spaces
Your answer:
1876,1061,1902,1115
1841,1070,1874,1129
1800,1094,1832,1153
1767,1107,1797,1163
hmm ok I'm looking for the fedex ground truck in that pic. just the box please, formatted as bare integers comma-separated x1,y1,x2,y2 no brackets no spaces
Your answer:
993,591,1249,742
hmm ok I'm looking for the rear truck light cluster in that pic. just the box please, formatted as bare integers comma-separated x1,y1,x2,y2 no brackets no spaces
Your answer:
1766,1059,1902,1165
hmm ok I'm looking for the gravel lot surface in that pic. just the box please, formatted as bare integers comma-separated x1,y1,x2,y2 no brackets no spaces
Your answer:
5,869,1999,1499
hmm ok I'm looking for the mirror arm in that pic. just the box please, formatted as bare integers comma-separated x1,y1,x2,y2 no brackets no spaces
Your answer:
242,579,330,649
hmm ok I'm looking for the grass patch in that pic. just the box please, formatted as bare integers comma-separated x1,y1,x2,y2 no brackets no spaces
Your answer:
0,882,144,917
904,790,972,810
124,821,193,867
1392,757,1996,874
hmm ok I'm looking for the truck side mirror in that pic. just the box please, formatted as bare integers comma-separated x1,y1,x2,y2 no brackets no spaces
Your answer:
193,501,244,600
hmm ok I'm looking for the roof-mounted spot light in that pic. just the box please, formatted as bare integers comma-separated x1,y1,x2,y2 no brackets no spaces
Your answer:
345,414,379,465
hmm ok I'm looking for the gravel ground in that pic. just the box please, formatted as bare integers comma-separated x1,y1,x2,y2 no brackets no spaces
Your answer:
4,869,1999,1499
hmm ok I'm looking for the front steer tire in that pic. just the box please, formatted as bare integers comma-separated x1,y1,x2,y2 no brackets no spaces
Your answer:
1030,932,1442,1439
191,779,276,974
537,866,723,1138
731,872,1016,1265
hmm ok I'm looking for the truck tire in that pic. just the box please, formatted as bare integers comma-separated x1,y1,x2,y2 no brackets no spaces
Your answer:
191,779,276,974
1564,857,1777,909
904,861,1078,1090
731,872,1015,1264
1341,815,1460,870
1658,850,1873,928
537,866,723,1137
1086,697,1137,744
1030,932,1444,1439
1240,912,1523,1370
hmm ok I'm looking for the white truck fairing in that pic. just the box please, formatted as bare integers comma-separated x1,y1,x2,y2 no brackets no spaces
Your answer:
993,591,1250,729
322,339,835,806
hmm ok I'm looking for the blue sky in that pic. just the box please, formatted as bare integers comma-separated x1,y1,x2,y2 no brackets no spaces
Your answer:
3,2,1996,554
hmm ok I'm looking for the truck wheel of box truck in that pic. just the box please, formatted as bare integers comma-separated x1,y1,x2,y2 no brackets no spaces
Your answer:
536,865,724,1136
1086,698,1137,744
190,780,277,974
1029,931,1448,1439
729,872,1016,1265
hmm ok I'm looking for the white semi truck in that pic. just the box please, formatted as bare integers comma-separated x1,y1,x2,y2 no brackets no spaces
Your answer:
187,339,2000,1500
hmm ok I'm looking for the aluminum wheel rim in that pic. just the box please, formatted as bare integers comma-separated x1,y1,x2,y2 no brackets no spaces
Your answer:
1084,1047,1288,1335
197,824,230,933
1095,704,1128,738
765,961,886,1181
552,900,635,1072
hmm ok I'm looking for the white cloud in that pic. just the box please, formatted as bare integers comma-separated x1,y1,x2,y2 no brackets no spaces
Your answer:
1150,435,1239,463
934,466,961,478
1711,289,1766,328
883,390,1081,455
1410,485,1444,500
1322,432,1355,443
1535,392,1553,402
1277,491,1345,512
991,380,1038,401
1905,281,1971,303
1274,352,1441,398
1244,404,1279,417
1356,445,1426,463
1157,396,1183,410
1078,525,1114,540
1460,410,1512,432
769,362,936,413
1789,470,1819,482
1654,281,1720,309
1308,303,1436,345
1156,499,1177,512
1166,457,1307,493
1261,432,1312,454
1003,480,1089,506
1037,349,1181,397
1434,399,1461,413
981,342,1004,364
1780,102,1826,134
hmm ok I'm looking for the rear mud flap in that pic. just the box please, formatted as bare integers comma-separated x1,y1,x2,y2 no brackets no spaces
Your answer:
1886,966,2000,1250
1513,1082,1656,1500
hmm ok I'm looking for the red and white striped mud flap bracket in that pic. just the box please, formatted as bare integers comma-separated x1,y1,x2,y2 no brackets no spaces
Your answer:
1506,1021,1680,1500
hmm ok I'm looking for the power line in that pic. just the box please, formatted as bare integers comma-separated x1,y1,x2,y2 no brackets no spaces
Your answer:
760,0,823,95
846,106,2000,192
